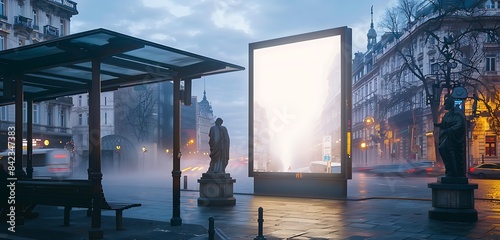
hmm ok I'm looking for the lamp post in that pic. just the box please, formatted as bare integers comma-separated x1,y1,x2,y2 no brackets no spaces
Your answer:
364,116,374,165
141,146,147,171
361,142,367,166
116,145,121,170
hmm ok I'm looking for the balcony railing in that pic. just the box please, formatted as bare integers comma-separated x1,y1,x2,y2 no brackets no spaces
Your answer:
43,25,59,38
43,0,78,15
14,15,33,31
1,121,72,135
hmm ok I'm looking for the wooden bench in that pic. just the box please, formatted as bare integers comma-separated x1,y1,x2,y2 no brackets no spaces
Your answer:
17,179,141,230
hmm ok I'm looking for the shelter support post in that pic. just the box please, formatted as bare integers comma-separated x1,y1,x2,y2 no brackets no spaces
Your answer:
26,99,33,178
171,77,182,226
88,59,103,239
14,78,23,179
14,77,24,225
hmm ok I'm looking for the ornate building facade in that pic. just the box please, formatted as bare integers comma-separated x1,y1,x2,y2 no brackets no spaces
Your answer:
0,0,78,151
353,0,500,166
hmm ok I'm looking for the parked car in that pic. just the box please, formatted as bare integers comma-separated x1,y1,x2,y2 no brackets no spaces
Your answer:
468,163,500,179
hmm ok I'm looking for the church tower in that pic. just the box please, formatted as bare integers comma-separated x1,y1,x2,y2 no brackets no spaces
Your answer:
367,6,377,50
197,83,214,155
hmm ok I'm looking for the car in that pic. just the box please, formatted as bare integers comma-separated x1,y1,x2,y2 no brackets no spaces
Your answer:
369,163,416,177
409,161,445,176
468,163,500,179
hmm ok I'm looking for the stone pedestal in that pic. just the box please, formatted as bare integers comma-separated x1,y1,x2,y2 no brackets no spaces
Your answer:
197,173,236,206
428,177,478,222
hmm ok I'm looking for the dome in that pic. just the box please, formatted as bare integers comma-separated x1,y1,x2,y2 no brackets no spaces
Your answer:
367,28,377,38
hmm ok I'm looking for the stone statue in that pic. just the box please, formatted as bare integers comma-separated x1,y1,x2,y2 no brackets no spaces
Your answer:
207,118,230,174
434,96,466,177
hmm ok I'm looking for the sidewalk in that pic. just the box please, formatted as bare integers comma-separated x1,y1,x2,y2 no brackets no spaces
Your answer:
1,190,499,239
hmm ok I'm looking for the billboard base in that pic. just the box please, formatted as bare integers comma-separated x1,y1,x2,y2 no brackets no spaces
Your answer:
254,176,347,198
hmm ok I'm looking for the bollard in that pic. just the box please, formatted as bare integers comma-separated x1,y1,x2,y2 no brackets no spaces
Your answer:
208,216,215,240
184,175,188,189
254,207,266,240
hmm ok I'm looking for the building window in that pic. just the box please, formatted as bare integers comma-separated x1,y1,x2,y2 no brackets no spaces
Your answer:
23,102,26,123
0,0,4,17
60,19,64,35
17,3,23,15
46,14,51,25
60,109,65,127
485,0,497,8
47,106,52,126
78,95,82,106
18,37,25,46
0,106,6,121
484,136,497,157
0,35,4,51
33,104,39,124
485,136,497,157
32,9,37,27
104,112,107,125
104,96,107,106
486,56,496,72
78,113,82,125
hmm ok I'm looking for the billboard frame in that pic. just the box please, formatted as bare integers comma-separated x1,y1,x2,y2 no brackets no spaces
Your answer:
248,26,352,197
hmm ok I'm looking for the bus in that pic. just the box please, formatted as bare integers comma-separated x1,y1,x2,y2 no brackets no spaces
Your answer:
0,148,72,179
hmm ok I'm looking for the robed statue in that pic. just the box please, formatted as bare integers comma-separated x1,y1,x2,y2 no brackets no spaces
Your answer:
207,118,230,174
434,96,466,177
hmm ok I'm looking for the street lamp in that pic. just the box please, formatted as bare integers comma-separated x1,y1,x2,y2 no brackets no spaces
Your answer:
141,146,147,171
116,145,121,170
364,116,374,165
360,142,367,166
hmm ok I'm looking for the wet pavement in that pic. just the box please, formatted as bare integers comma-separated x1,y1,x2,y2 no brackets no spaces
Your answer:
1,171,500,239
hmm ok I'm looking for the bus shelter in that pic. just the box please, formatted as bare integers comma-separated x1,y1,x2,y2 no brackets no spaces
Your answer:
0,28,244,239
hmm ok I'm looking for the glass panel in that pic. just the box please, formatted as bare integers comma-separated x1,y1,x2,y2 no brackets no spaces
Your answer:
70,33,115,46
123,45,203,67
38,66,115,81
25,73,88,84
23,85,46,93
74,62,147,76
0,46,64,61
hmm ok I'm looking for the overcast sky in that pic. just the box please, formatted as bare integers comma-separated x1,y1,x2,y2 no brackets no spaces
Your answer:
70,0,394,155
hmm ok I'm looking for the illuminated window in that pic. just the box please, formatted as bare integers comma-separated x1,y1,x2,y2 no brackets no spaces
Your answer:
485,136,497,157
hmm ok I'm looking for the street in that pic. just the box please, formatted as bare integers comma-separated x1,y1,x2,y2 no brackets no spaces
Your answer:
97,159,500,224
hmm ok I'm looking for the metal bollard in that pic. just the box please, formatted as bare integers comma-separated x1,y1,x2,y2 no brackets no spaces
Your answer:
254,207,267,240
184,175,188,189
208,216,215,240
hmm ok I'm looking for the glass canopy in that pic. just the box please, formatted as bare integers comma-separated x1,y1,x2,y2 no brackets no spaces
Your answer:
0,28,244,105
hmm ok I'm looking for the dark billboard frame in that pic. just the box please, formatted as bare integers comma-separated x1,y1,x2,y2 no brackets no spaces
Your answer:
249,26,352,184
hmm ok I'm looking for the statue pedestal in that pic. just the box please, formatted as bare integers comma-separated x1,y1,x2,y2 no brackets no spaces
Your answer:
428,177,478,222
197,173,236,206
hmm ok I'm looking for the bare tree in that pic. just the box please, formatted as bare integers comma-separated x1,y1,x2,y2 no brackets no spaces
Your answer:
378,0,500,163
116,84,158,142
